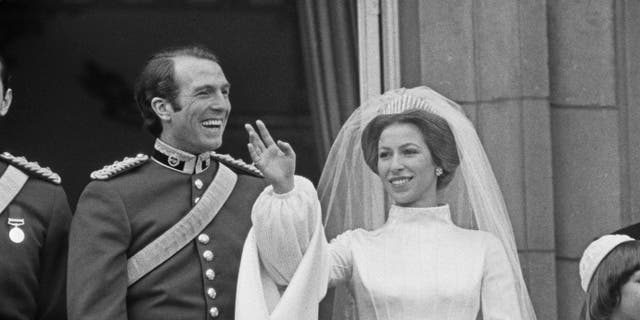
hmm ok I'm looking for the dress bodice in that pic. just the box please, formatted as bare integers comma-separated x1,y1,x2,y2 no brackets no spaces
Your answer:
248,176,522,320
328,205,518,320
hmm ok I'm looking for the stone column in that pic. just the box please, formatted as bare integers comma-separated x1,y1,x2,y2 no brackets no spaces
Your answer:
615,0,640,229
549,0,640,318
398,0,556,318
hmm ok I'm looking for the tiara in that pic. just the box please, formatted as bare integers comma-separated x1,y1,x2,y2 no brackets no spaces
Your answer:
381,94,433,115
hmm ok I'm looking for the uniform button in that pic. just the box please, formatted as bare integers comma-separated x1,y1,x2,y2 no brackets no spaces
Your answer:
205,269,216,280
207,287,217,299
203,250,214,261
198,234,210,244
195,179,204,189
194,197,201,204
209,306,219,318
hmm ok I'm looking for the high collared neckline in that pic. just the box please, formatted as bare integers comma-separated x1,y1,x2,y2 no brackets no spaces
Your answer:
386,204,453,226
151,139,211,174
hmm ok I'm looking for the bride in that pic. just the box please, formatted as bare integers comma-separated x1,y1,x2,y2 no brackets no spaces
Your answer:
235,86,537,320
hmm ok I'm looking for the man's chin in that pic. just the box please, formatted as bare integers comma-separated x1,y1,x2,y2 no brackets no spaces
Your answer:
185,139,221,154
205,138,223,151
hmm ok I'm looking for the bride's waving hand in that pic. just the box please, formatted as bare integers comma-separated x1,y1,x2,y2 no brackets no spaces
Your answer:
245,120,295,194
236,120,330,320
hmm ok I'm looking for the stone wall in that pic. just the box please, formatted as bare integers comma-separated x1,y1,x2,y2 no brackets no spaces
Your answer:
396,0,639,318
549,0,640,318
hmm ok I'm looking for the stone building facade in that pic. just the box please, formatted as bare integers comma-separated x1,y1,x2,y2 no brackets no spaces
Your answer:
393,1,640,319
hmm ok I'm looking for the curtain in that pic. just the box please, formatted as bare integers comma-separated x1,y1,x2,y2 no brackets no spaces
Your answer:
296,0,359,164
297,3,360,319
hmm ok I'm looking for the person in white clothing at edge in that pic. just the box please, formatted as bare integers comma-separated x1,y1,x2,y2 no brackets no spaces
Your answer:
235,86,538,320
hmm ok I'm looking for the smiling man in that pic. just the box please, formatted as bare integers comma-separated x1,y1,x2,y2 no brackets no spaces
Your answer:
68,46,267,320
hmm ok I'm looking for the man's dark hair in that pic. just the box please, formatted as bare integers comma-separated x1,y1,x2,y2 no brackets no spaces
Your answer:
0,54,10,94
134,46,220,137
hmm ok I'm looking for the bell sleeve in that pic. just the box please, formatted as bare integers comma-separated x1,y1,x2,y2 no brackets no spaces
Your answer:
251,175,321,285
236,175,330,320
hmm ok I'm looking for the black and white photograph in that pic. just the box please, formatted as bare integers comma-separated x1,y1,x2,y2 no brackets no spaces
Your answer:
0,1,639,319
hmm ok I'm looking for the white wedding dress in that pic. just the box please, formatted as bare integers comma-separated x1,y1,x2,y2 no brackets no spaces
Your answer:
249,176,522,320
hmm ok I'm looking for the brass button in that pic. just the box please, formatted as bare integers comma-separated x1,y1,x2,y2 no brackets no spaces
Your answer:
207,287,217,299
209,306,219,317
194,197,201,204
205,269,215,280
198,234,210,244
195,179,204,189
203,250,214,261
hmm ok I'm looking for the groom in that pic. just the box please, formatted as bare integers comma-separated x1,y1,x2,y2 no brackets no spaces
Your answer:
68,46,267,320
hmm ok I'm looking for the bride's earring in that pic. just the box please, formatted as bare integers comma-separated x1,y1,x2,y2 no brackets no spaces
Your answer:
435,167,443,177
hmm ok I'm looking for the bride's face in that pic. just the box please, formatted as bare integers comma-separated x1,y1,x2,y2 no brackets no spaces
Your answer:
377,123,438,207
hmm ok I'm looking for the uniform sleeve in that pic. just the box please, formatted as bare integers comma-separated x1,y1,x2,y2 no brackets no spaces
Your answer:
481,234,523,320
67,182,131,320
36,185,72,320
252,175,319,285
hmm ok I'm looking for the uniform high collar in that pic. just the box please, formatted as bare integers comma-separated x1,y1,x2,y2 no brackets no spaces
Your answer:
152,139,211,174
386,204,453,226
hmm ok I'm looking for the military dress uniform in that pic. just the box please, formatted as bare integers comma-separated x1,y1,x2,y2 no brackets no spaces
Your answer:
67,139,267,320
0,152,71,320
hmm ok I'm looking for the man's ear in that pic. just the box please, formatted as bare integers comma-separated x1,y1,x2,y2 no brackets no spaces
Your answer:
151,97,173,121
0,88,13,117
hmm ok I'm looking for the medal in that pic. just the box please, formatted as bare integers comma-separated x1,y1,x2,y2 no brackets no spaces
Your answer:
7,218,25,243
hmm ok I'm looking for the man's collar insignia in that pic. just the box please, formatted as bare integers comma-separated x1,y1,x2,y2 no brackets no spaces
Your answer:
210,152,262,178
90,154,149,180
0,152,61,184
167,154,180,167
152,139,211,174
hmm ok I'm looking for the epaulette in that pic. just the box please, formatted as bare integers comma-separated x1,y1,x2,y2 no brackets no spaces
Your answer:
90,154,149,180
211,152,263,178
0,152,62,184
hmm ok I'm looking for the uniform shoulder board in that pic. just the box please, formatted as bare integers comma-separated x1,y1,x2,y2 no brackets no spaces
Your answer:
0,152,62,184
210,152,263,178
90,154,149,180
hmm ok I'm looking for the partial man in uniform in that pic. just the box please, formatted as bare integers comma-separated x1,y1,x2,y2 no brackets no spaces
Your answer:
0,54,72,320
67,46,267,320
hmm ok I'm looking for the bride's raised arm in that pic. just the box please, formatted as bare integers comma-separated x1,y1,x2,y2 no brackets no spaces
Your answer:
244,120,319,283
235,120,331,320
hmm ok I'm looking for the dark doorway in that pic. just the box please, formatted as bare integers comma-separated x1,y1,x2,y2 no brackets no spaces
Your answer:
0,0,319,207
